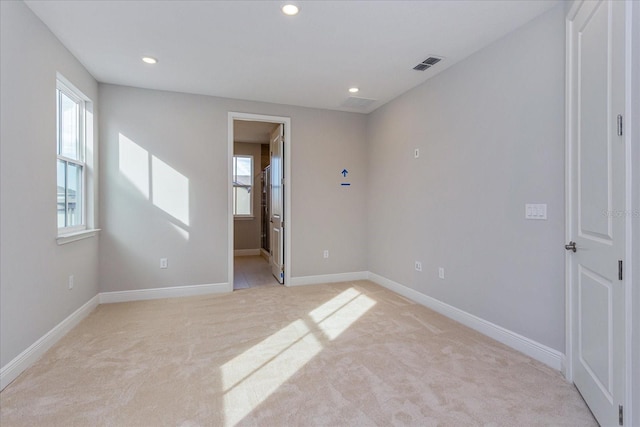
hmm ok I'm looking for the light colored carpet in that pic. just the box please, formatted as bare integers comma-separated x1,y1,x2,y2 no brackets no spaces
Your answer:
0,280,596,426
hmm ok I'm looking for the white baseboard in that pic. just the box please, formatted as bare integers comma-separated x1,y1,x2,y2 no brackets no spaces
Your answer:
234,249,260,256
99,282,230,304
289,271,368,287
0,294,99,391
260,248,270,260
367,272,565,371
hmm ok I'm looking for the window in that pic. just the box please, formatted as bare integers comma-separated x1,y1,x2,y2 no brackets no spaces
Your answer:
233,155,253,217
57,80,86,233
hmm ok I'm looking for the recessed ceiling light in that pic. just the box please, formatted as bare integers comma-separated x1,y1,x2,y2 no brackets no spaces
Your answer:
349,87,359,93
142,56,158,64
282,4,299,16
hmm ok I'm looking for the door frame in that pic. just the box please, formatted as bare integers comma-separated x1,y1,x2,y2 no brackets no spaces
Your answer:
564,1,636,424
228,112,292,289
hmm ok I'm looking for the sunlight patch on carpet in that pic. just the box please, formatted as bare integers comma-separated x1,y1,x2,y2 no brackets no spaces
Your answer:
221,287,376,426
221,319,322,426
312,290,376,340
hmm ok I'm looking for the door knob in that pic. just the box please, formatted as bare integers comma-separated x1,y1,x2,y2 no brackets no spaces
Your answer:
565,241,577,252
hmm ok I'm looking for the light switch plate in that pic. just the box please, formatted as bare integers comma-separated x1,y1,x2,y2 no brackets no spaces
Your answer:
525,204,547,220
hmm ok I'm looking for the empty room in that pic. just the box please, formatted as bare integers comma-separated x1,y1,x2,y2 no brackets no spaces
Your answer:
1,1,638,426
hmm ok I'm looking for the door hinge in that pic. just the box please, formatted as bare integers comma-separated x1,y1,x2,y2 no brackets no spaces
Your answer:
618,260,623,280
619,404,623,425
617,114,623,136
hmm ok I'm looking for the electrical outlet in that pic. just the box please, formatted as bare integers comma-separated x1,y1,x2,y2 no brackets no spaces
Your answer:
323,250,329,259
438,267,445,279
415,261,422,272
68,275,74,290
160,258,168,269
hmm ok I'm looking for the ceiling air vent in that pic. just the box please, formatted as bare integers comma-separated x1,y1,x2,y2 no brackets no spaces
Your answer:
413,56,443,71
342,97,377,110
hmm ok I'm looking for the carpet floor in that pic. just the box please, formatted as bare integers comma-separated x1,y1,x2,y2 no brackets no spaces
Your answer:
0,280,596,426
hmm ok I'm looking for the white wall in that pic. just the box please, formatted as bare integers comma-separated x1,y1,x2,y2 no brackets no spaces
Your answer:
0,1,99,367
98,84,368,292
366,6,566,351
233,142,263,251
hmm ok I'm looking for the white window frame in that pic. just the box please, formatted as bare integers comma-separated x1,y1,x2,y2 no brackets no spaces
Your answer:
56,78,87,236
232,154,254,218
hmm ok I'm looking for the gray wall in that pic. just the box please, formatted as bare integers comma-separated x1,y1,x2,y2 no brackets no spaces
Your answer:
98,84,368,292
233,142,263,251
366,6,566,351
0,1,99,367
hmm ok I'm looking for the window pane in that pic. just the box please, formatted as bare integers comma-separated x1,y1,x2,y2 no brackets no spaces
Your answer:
67,163,83,227
234,187,251,216
59,91,79,159
57,160,66,228
233,156,252,185
233,156,252,216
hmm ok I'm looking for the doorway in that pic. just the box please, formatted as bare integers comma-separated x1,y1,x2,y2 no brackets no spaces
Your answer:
228,112,291,290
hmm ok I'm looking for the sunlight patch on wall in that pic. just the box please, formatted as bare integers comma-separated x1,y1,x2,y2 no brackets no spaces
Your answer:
118,133,149,198
117,133,190,237
152,156,190,226
168,222,189,240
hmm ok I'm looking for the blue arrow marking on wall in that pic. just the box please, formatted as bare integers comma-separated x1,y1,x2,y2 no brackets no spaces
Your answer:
341,169,348,177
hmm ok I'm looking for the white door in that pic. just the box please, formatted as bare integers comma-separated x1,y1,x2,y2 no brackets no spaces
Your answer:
270,124,284,284
567,1,626,425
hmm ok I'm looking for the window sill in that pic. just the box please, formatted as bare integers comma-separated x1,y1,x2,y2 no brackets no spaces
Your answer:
57,228,100,245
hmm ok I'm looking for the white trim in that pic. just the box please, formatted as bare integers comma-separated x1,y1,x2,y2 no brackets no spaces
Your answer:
56,228,100,245
0,295,99,390
234,249,260,256
99,282,229,304
228,112,292,287
624,0,637,423
288,271,368,287
368,272,565,371
564,2,577,382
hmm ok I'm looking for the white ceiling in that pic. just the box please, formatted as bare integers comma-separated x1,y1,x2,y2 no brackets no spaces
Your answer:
25,0,559,114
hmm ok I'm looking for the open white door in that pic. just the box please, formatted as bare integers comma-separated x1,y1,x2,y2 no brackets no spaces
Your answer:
567,1,627,425
270,124,284,284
